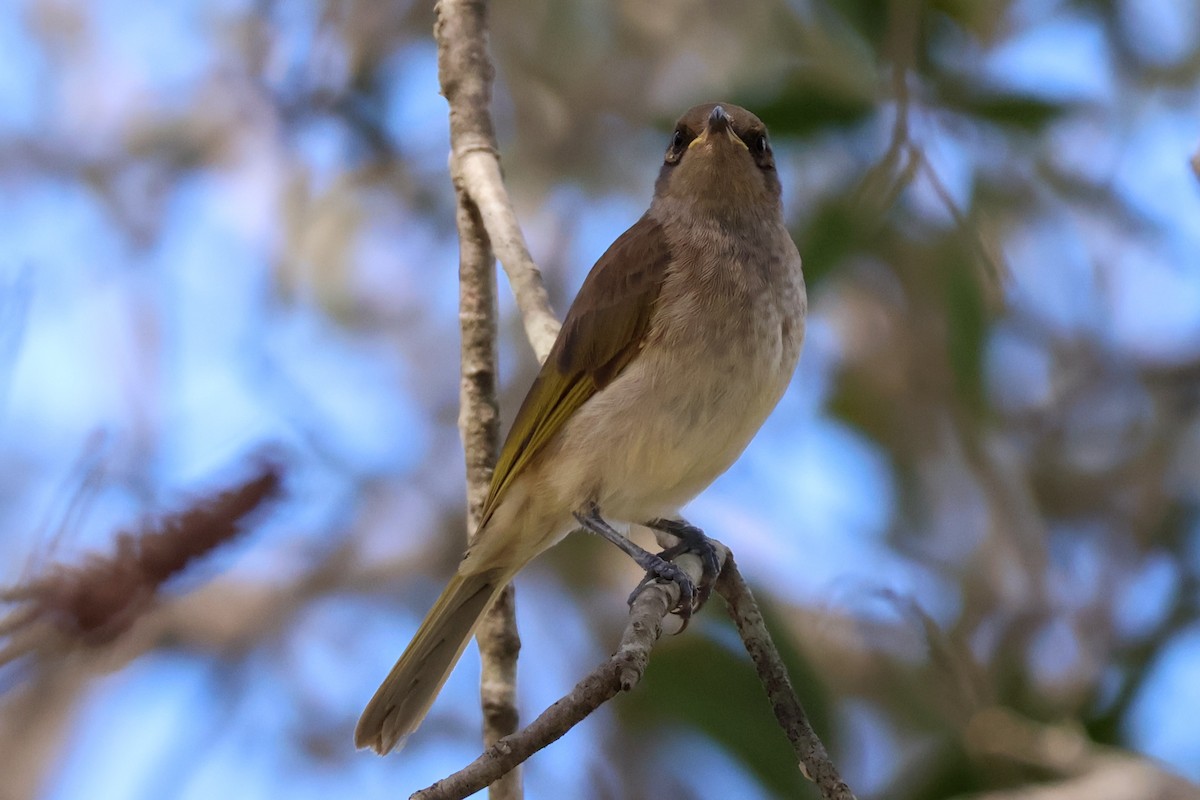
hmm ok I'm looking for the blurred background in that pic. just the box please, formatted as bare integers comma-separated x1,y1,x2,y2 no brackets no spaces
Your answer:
2,0,1200,798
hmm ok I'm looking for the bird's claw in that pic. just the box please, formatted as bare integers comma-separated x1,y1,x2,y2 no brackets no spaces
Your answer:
628,521,721,631
626,558,697,625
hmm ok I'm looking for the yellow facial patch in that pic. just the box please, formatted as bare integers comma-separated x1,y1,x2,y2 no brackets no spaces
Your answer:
687,127,749,151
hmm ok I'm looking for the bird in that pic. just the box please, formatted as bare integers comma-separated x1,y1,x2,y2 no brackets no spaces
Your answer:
356,102,807,754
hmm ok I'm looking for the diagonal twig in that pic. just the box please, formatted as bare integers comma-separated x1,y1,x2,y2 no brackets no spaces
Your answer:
412,546,860,800
410,548,718,800
715,556,858,800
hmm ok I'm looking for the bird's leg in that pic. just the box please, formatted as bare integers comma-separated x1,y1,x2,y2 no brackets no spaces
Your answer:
643,518,720,610
573,504,696,620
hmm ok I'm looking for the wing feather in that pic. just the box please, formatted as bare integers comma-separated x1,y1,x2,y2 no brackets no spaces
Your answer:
481,214,672,524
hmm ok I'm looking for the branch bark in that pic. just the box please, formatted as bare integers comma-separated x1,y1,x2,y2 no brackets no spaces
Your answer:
412,547,859,800
435,0,560,364
452,187,523,800
435,1,562,797
410,549,717,800
716,556,858,800
431,5,854,799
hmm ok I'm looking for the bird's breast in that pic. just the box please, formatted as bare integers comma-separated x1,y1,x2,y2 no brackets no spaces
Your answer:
537,225,805,523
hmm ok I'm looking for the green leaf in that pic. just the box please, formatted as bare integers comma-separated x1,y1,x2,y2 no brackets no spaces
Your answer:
940,85,1071,132
793,199,870,288
939,240,988,412
753,83,876,139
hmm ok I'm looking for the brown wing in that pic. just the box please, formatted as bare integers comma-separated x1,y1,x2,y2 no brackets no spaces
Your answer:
480,213,672,525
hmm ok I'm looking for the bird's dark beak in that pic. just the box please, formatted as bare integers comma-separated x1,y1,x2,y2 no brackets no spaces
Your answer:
689,104,745,153
706,105,731,135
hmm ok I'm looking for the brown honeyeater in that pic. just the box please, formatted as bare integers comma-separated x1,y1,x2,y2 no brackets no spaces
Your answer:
356,103,806,754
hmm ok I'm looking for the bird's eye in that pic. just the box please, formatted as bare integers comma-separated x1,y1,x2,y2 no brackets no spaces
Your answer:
664,129,688,165
753,134,769,155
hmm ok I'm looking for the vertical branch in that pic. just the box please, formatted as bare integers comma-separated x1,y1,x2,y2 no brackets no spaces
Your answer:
434,0,560,364
454,191,501,554
453,192,521,800
455,190,522,799
436,1,548,797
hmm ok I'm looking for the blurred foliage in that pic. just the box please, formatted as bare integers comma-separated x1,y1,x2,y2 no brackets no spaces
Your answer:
619,609,833,799
2,0,1200,799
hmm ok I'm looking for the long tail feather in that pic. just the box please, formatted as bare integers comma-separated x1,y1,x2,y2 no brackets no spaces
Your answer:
355,568,508,754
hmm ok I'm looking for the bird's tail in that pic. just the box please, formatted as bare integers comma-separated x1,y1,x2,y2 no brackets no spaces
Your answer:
355,568,510,754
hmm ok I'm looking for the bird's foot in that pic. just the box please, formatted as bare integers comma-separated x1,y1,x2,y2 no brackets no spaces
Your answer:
573,505,698,623
625,552,698,623
632,519,719,628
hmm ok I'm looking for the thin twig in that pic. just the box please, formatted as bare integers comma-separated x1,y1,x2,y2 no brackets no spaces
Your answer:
912,145,1007,291
410,550,716,800
435,1,548,796
715,556,858,800
451,181,523,799
851,0,918,220
434,0,560,363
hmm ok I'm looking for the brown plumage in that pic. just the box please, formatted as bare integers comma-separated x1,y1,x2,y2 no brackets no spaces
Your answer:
356,103,806,754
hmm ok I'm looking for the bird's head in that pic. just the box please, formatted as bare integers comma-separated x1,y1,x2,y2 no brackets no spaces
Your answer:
653,102,780,218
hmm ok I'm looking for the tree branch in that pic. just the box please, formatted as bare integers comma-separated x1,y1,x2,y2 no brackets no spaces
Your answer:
430,6,855,799
435,1,556,796
451,190,522,799
410,548,718,800
434,0,560,364
412,546,860,800
715,556,858,800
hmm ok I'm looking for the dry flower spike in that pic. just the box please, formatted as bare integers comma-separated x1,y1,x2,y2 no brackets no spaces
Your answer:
0,459,283,670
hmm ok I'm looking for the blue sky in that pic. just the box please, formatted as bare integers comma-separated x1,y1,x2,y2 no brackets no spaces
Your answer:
3,0,1200,797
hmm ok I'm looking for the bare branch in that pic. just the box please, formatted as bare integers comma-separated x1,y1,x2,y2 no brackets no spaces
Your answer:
431,7,856,799
851,0,918,221
912,145,1008,292
434,0,560,364
435,2,542,796
715,556,858,800
454,193,501,535
412,546,861,800
410,549,717,800
450,142,523,799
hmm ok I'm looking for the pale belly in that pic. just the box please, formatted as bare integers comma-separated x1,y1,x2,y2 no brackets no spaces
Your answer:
462,216,806,575
462,320,799,574
541,317,799,524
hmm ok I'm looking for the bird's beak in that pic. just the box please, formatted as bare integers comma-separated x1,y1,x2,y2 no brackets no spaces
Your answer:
689,105,747,152
707,105,731,135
